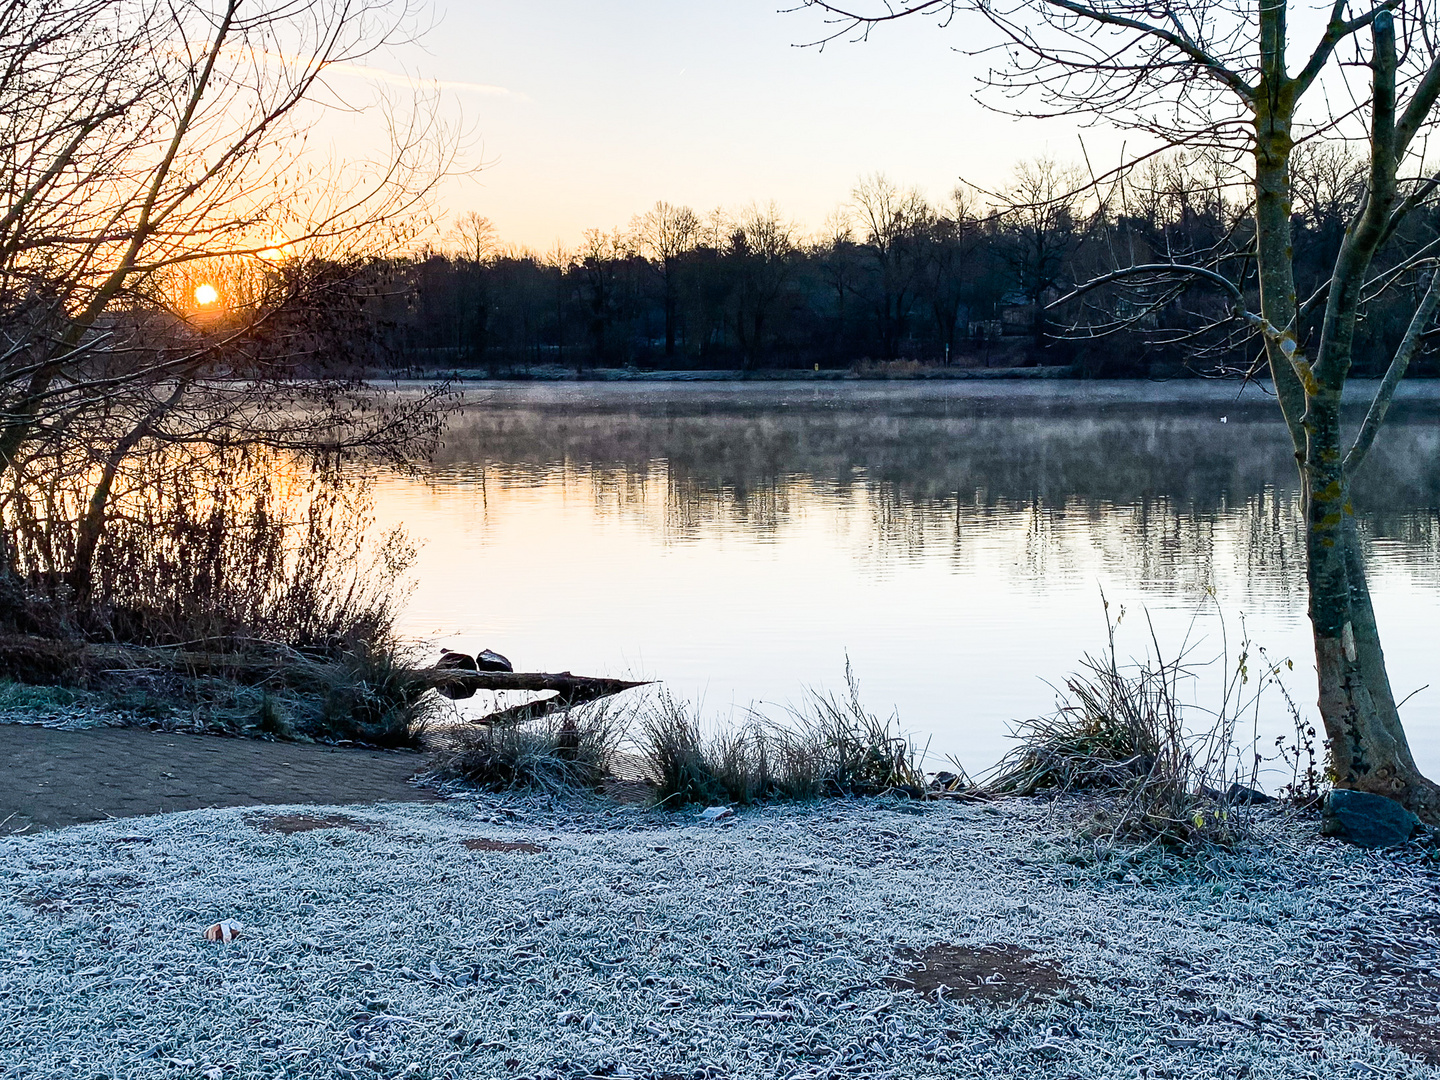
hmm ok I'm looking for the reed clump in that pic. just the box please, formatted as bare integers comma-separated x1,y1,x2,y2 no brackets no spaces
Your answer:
638,667,927,807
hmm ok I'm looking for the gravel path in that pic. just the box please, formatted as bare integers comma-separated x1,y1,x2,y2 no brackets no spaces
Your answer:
0,724,437,834
2,795,1438,1079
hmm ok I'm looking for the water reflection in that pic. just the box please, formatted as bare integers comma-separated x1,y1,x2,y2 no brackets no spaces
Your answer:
378,382,1440,775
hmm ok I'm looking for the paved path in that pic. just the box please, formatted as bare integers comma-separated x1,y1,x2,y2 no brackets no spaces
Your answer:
0,724,439,835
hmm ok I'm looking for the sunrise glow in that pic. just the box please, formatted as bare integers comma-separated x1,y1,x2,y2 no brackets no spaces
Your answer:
194,283,219,306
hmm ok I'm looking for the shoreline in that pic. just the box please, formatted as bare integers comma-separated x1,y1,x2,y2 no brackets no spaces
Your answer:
383,365,1440,389
388,364,1077,383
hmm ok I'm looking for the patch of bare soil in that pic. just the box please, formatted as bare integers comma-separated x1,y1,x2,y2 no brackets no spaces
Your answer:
1370,1015,1440,1066
246,812,380,835
1350,911,1440,1065
884,943,1076,1005
462,837,546,853
0,724,438,833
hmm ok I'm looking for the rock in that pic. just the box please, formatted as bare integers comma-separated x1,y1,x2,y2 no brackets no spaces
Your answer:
1196,783,1276,805
435,650,478,671
1226,783,1276,805
699,805,734,823
475,649,513,672
1322,788,1420,848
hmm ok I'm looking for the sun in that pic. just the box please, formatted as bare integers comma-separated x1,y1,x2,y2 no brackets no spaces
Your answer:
194,283,219,306
258,236,293,261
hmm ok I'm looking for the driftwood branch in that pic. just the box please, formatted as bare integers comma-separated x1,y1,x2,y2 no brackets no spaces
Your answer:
421,669,651,726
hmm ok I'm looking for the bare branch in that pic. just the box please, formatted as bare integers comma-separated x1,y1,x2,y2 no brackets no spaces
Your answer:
1345,265,1440,478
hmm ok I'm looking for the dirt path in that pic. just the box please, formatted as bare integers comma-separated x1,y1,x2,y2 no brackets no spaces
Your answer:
0,724,439,835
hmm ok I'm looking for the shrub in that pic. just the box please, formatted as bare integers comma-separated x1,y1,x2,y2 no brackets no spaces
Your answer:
282,642,437,747
985,598,1304,851
0,448,432,745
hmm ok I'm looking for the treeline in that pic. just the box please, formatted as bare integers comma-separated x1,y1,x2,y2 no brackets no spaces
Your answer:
376,150,1440,378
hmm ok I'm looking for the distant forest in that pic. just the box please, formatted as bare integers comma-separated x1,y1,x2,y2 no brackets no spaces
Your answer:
374,151,1440,378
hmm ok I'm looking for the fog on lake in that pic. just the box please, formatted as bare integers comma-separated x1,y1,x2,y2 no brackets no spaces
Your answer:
372,381,1440,779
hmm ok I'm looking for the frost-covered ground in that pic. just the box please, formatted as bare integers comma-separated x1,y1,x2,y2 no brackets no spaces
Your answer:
2,796,1438,1080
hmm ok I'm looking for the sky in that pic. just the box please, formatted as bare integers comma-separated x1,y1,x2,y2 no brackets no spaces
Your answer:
357,0,1119,251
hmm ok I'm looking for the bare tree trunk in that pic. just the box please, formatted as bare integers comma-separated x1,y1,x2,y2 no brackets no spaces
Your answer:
1307,471,1440,818
664,260,677,358
68,385,186,604
67,450,128,604
1245,11,1440,821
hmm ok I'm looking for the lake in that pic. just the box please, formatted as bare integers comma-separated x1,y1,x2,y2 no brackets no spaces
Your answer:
371,380,1440,781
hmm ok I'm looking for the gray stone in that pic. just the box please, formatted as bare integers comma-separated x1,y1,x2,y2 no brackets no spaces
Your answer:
435,650,477,671
475,649,513,672
1323,788,1420,848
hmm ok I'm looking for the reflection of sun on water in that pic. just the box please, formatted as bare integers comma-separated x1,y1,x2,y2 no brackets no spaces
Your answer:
194,283,219,306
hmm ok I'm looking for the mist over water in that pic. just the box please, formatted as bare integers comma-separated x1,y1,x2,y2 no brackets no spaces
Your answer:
372,382,1440,779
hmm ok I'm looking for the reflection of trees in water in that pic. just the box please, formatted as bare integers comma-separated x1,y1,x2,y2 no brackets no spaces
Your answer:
664,472,797,538
429,391,1440,592
844,486,1307,597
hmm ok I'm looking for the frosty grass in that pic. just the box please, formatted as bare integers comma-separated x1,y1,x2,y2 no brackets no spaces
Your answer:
2,795,1437,1079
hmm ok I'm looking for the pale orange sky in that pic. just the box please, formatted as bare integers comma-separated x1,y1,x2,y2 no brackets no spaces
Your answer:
357,0,1118,250
303,1,1372,253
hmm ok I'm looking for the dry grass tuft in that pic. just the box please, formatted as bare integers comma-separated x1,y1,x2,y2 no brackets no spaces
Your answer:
425,699,628,795
638,666,927,807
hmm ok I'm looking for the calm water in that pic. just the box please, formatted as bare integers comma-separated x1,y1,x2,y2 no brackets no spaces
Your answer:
371,381,1440,779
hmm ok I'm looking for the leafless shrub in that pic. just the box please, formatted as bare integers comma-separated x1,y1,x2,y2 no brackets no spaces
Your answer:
0,448,410,650
986,597,1308,852
0,450,437,745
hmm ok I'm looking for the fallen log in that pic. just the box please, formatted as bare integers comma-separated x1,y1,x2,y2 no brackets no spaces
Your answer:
0,635,648,728
420,669,651,725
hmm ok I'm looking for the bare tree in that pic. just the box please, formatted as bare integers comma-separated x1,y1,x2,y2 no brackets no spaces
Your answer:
727,203,797,371
851,174,930,358
0,0,451,450
447,212,499,264
812,207,865,359
577,229,635,369
633,201,700,357
918,187,985,364
0,0,455,618
802,0,1440,819
996,158,1088,353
